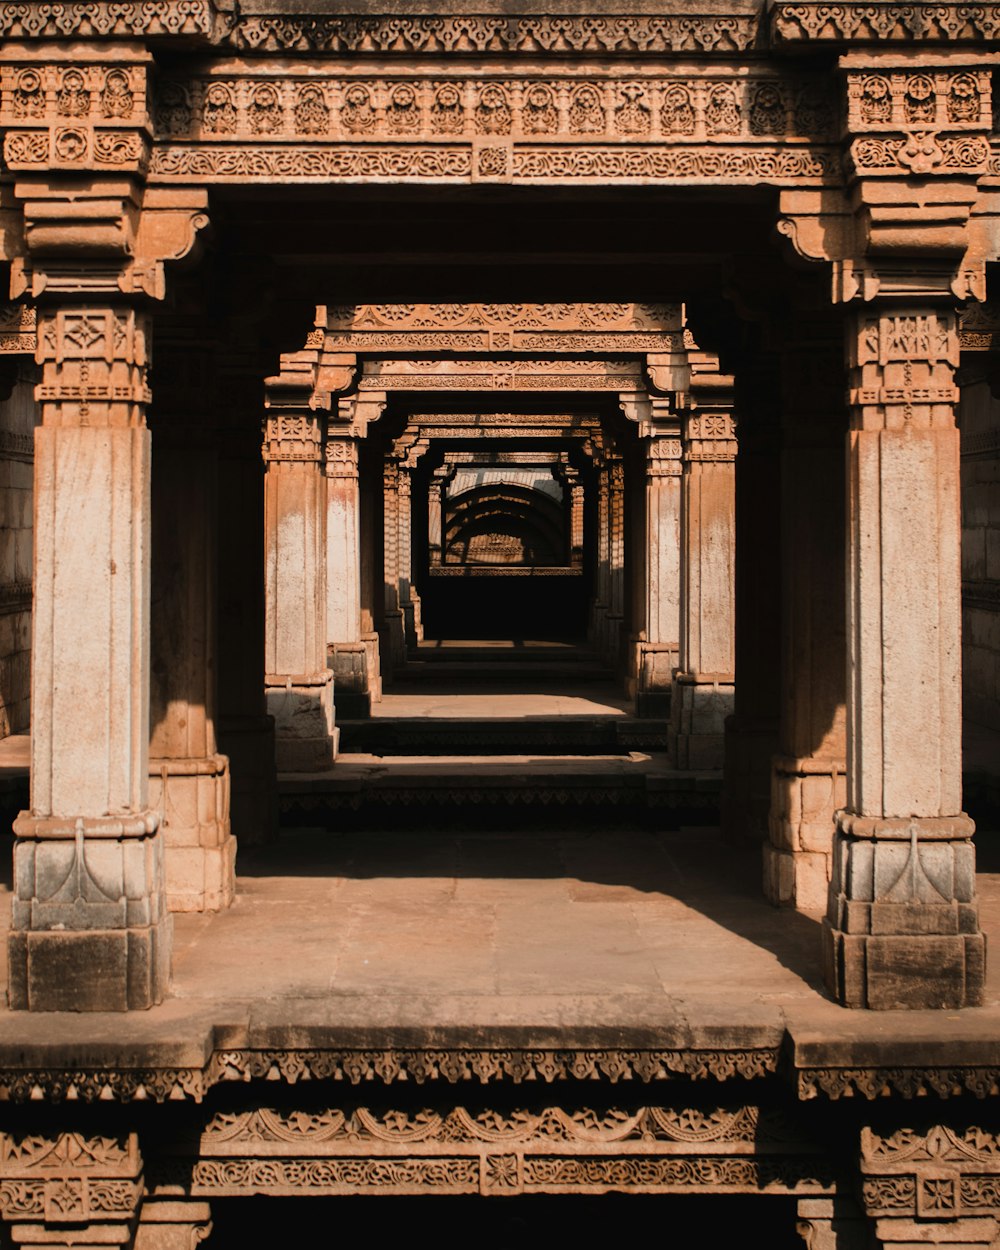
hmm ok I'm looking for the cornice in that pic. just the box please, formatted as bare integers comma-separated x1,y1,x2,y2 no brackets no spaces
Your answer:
770,2,1000,45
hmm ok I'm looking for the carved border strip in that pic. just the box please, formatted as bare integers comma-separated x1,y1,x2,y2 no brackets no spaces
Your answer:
798,1068,1000,1100
223,14,761,55
145,1101,837,1198
148,142,840,185
771,2,1000,43
0,1047,781,1105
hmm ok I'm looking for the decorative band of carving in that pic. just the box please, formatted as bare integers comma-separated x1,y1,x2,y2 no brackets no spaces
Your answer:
0,1047,781,1105
771,2,1000,42
148,143,839,185
224,14,759,55
798,1067,1000,1100
0,0,219,39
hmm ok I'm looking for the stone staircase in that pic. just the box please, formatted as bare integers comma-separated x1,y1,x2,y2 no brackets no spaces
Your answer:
281,640,722,827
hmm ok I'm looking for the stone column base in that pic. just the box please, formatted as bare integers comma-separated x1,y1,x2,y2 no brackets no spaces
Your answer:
382,609,406,669
823,812,986,1009
329,641,373,718
149,755,235,913
8,812,171,1011
633,640,677,717
796,1198,870,1250
874,1218,998,1250
135,1199,212,1250
266,670,337,772
408,589,424,643
722,715,779,844
764,754,845,911
670,673,735,769
362,631,382,703
217,714,277,847
588,601,609,651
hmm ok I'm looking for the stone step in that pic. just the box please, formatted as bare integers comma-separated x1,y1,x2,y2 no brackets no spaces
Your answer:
278,751,722,827
390,661,614,683
338,716,669,755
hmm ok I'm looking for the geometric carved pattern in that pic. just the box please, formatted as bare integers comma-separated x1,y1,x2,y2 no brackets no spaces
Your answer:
861,1126,1000,1222
0,1047,781,1104
144,1102,836,1199
147,69,839,185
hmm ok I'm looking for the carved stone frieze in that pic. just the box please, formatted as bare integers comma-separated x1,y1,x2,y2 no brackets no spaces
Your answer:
154,74,832,145
0,1,223,40
359,358,643,391
0,1131,143,1233
222,13,759,55
0,303,36,355
771,2,1000,43
145,68,839,185
142,1100,834,1199
860,1125,1000,1231
321,301,683,354
0,1047,782,1105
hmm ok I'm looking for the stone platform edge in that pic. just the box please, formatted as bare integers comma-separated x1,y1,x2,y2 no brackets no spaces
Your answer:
2,1018,1000,1103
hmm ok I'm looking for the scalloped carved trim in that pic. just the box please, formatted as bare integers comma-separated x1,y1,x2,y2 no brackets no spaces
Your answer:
0,1047,781,1104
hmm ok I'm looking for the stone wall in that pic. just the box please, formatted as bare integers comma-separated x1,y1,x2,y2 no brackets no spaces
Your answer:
961,375,1000,730
0,368,35,738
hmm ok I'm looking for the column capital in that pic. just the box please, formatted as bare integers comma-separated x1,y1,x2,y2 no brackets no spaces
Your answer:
645,434,683,477
847,304,960,430
778,54,997,303
324,434,359,479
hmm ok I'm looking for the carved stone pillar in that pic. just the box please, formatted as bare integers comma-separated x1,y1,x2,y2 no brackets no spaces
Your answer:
398,465,421,646
607,455,626,664
824,306,985,1009
561,464,585,567
381,456,406,668
326,435,370,718
9,305,171,1011
429,464,452,567
723,352,782,843
670,360,737,770
216,352,277,846
148,326,233,915
262,395,336,772
636,432,682,717
0,1131,144,1249
589,449,624,664
765,330,847,912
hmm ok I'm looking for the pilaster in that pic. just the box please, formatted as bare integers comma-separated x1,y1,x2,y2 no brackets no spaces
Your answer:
326,434,371,718
263,361,336,772
0,40,209,1012
824,303,985,1008
148,319,233,914
10,303,171,1011
765,325,847,913
216,345,277,846
723,349,782,844
635,431,682,717
381,455,406,668
670,352,737,770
